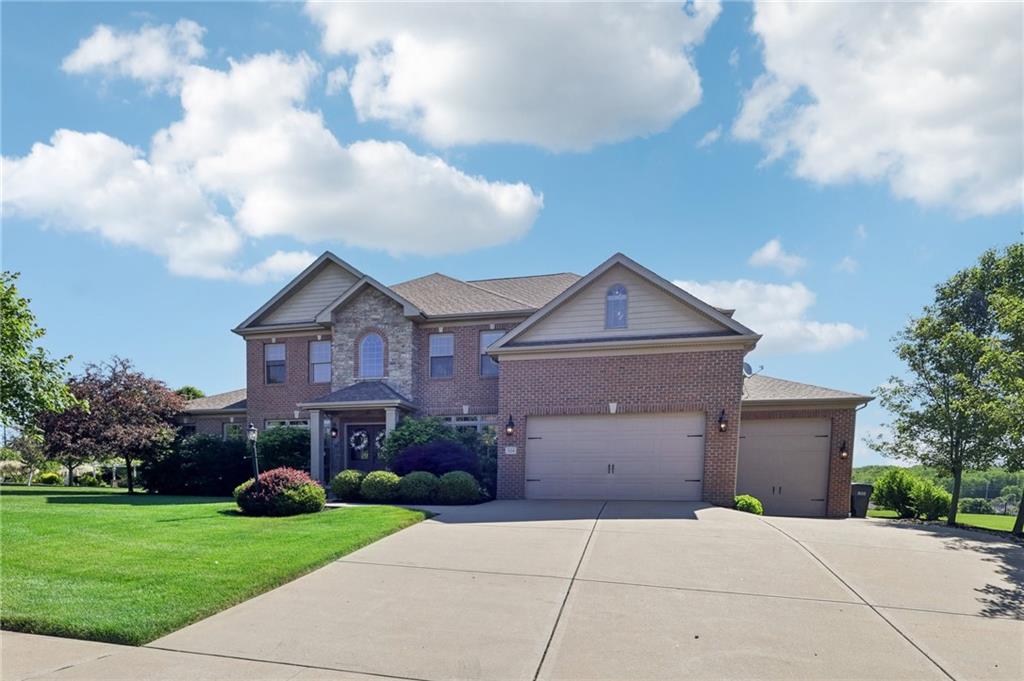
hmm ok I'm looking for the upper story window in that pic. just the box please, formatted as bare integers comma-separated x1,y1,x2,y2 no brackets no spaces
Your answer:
310,340,332,384
429,333,454,378
265,343,286,384
359,333,385,378
479,330,503,377
605,284,628,329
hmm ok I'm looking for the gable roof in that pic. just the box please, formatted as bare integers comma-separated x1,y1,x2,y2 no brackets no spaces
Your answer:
182,388,247,414
490,253,761,351
391,273,539,317
296,381,414,409
315,275,423,322
234,252,364,333
742,375,872,406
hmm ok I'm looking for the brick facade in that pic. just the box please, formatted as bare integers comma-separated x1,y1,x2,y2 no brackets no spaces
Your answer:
246,334,332,429
496,349,747,505
414,322,518,416
190,415,244,437
739,408,858,518
332,288,415,398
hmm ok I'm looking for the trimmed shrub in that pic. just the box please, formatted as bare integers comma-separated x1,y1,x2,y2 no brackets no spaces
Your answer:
256,427,310,471
36,471,62,485
399,471,440,504
330,469,365,501
360,470,402,503
140,434,248,496
914,480,951,521
235,467,325,516
391,440,480,479
873,468,918,518
379,417,456,466
76,473,103,487
734,494,764,515
958,497,995,514
435,471,481,505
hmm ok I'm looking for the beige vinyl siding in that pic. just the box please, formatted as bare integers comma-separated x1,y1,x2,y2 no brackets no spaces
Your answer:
518,265,727,343
260,264,360,325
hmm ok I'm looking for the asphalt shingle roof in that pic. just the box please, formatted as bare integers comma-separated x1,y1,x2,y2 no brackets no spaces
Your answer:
742,374,870,403
307,381,412,404
391,272,579,316
182,389,247,412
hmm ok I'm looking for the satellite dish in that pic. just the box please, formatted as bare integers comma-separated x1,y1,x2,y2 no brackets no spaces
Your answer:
742,362,753,378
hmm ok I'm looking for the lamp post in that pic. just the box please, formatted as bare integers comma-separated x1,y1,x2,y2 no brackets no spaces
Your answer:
247,423,261,487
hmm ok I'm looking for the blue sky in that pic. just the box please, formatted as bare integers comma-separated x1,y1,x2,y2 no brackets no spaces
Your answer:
2,2,1021,465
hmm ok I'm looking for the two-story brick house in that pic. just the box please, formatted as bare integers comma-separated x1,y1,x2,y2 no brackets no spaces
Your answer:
185,251,870,517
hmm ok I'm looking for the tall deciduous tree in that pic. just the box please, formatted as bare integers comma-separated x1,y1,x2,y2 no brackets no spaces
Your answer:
39,358,184,492
0,272,80,429
175,386,205,400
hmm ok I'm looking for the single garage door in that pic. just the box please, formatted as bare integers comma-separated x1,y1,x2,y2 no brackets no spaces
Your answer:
525,413,705,500
737,418,831,516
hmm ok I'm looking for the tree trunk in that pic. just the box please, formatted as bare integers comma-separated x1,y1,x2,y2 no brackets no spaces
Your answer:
948,469,962,526
125,456,135,494
1013,493,1024,537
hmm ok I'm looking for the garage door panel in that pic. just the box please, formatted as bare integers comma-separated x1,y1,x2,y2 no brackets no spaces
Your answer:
738,418,830,517
525,413,705,501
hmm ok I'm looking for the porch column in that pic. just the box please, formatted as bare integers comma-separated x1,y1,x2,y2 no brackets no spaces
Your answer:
309,409,323,483
385,407,398,435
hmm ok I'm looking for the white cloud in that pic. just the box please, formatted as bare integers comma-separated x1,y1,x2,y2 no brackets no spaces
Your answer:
734,2,1023,216
835,256,859,273
748,238,806,276
3,31,543,281
61,19,206,91
696,125,722,148
305,1,721,151
325,66,349,95
675,278,866,354
237,250,317,284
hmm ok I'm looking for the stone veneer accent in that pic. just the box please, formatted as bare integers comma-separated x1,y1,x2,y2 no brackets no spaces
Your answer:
414,322,519,416
497,348,747,505
246,334,332,429
739,407,857,518
331,287,415,398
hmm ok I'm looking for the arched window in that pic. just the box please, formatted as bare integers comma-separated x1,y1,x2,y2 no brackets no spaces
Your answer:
606,284,628,328
359,333,384,378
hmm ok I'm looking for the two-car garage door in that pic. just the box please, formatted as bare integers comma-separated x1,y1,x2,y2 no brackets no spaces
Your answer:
525,413,705,501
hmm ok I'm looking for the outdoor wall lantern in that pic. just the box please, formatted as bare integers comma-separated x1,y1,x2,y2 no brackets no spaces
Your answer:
247,423,258,443
330,426,339,439
717,409,728,433
505,415,515,437
839,441,849,459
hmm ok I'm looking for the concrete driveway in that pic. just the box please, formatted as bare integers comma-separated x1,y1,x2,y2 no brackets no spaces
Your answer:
5,501,1022,680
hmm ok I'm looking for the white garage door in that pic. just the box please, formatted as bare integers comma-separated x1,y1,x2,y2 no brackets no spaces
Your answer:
737,418,831,517
525,413,705,500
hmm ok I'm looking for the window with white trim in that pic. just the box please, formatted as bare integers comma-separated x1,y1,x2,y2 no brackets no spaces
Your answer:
429,333,454,378
479,330,503,377
265,419,309,430
605,284,628,328
223,423,243,440
310,340,332,384
265,343,286,384
359,333,385,378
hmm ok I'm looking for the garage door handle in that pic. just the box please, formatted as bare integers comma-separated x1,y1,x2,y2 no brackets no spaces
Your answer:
772,485,776,495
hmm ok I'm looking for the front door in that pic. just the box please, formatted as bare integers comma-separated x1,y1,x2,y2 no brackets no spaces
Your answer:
346,424,386,472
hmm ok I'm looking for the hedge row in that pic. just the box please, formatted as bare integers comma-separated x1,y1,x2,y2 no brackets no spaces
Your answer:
330,469,481,505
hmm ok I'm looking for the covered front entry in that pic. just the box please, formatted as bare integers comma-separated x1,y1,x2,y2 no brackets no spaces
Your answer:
524,413,706,500
737,418,831,516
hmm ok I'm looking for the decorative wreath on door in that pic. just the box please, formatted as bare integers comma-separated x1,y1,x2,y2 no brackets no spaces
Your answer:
349,430,369,452
375,429,387,450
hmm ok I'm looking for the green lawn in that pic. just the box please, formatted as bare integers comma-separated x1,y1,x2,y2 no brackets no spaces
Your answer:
0,486,425,645
868,508,1016,532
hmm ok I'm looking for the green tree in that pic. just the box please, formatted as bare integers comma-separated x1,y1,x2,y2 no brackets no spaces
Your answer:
871,310,1003,526
175,386,205,400
0,272,80,430
5,430,49,485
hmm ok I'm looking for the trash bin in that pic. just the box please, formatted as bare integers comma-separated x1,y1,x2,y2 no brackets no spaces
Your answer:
851,483,873,518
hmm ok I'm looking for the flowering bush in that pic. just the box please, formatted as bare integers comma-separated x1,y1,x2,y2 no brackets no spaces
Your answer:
234,467,325,516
